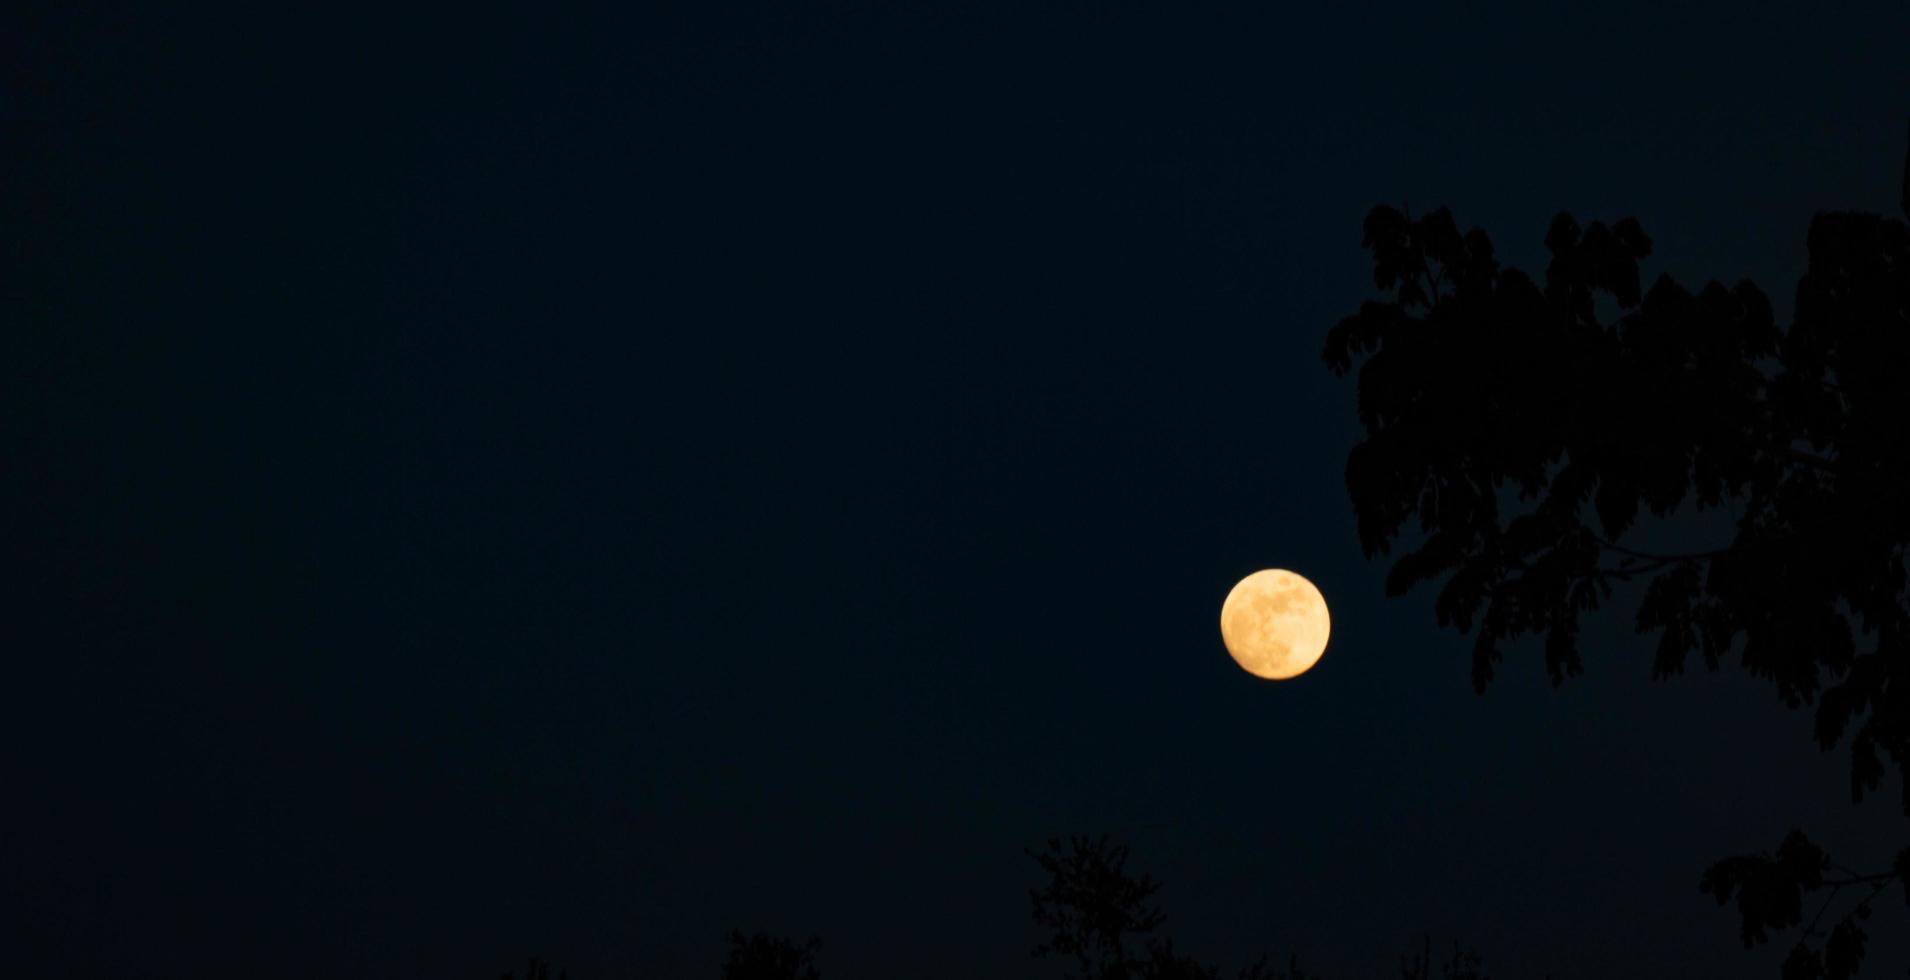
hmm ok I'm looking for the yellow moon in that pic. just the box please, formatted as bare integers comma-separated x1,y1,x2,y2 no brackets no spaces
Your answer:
1219,569,1331,680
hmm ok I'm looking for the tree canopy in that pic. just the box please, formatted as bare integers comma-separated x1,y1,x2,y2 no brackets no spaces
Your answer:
1321,131,1910,979
721,931,823,980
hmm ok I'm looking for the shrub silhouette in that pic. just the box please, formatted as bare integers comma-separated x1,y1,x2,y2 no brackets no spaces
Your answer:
1398,936,1489,980
499,957,566,980
1322,121,1910,978
695,838,1496,980
721,930,822,980
1029,834,1484,980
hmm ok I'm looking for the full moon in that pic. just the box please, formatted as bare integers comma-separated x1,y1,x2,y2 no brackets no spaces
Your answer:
1219,569,1331,680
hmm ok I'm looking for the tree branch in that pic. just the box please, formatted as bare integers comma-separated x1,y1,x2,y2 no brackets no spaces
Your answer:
1593,537,1726,564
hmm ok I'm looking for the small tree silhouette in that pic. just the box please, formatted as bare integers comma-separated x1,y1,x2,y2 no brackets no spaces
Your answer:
1027,835,1333,980
499,956,566,980
721,930,822,980
1322,123,1910,978
1398,936,1488,980
1029,835,1169,980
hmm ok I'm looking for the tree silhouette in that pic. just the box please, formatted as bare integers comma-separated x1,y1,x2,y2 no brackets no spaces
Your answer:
1322,124,1910,978
499,956,566,980
1029,835,1170,980
1028,835,1356,980
721,930,822,980
1398,936,1489,980
687,838,1508,980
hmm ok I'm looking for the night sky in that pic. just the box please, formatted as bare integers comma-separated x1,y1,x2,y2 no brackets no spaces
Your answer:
7,4,1909,978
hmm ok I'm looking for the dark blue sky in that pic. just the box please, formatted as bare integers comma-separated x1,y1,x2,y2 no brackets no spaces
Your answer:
6,3,1908,978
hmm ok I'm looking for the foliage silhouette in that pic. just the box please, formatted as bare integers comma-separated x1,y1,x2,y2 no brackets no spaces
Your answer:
1323,123,1910,978
682,839,1504,980
1029,835,1480,980
499,956,566,980
721,930,822,980
1029,834,1170,980
1397,936,1489,980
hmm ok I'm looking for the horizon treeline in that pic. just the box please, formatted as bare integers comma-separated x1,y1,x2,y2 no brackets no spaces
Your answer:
502,834,1504,980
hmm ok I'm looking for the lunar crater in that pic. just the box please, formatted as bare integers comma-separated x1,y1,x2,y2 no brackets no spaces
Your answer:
1219,569,1330,680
